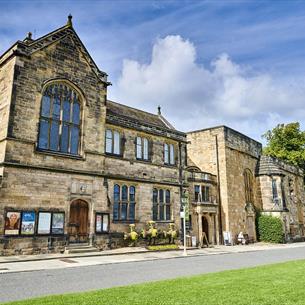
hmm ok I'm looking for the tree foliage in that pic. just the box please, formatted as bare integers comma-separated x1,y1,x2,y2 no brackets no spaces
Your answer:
262,122,305,169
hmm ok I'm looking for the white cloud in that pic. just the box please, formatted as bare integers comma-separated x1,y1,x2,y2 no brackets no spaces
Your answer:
109,35,305,141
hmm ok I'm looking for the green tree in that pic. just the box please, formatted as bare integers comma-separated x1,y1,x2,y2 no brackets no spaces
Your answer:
263,122,305,170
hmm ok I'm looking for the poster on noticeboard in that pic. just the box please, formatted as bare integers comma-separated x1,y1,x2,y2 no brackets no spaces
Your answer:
21,211,36,235
51,213,64,234
4,211,21,235
37,212,52,234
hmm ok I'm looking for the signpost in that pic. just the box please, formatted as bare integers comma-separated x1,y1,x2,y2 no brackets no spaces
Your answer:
181,191,189,256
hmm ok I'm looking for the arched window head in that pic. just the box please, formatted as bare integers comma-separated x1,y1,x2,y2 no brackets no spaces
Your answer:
244,169,254,204
38,82,81,155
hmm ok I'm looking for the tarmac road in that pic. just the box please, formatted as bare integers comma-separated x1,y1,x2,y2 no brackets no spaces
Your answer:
0,245,305,303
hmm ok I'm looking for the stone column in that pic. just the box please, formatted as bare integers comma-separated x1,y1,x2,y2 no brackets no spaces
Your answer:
214,214,220,245
198,212,202,248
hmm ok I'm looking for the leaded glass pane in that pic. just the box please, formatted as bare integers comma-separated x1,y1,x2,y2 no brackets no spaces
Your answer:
169,144,175,165
166,205,171,220
153,189,158,203
165,190,170,203
70,126,79,154
159,204,164,220
60,123,69,153
41,95,51,117
136,137,142,159
106,129,112,153
121,203,127,220
195,185,200,201
159,189,164,203
152,204,158,221
113,131,120,155
50,122,59,150
164,143,169,164
113,202,119,220
129,202,135,221
143,138,148,160
72,102,80,124
52,96,61,120
129,186,135,202
63,100,70,122
122,185,128,201
38,119,49,149
114,185,120,201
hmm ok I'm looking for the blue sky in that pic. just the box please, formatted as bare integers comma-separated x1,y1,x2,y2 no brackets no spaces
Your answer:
1,0,305,141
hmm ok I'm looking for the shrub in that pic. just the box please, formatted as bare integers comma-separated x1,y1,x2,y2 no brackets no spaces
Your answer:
257,214,284,243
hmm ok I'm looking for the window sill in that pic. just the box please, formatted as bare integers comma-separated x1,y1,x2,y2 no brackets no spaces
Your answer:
105,153,123,158
136,158,151,163
36,148,84,160
154,220,174,223
112,220,138,224
163,163,177,168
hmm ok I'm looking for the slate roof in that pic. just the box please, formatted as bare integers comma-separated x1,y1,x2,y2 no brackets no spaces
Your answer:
106,100,175,130
257,155,303,176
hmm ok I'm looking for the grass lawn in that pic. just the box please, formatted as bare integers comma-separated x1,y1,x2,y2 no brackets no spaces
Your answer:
5,259,305,305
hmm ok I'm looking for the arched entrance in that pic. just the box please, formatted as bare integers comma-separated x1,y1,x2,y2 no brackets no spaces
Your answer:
69,200,89,243
202,216,209,245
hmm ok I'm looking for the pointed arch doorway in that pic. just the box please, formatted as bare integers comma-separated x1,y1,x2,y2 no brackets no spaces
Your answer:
68,199,89,243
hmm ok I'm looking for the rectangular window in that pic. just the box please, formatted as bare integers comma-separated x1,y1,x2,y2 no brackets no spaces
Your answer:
105,129,121,155
153,188,171,221
164,143,175,165
113,185,136,221
136,137,149,160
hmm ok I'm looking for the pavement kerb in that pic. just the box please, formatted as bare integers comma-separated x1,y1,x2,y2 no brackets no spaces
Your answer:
0,247,200,264
1,242,304,265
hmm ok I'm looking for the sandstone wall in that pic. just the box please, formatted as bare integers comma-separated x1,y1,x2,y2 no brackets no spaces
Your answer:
5,35,106,173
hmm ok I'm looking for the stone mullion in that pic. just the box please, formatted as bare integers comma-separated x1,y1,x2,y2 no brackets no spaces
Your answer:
58,85,64,152
47,87,55,150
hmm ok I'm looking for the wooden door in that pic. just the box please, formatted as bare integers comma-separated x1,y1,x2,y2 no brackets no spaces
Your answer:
69,200,89,242
202,216,209,243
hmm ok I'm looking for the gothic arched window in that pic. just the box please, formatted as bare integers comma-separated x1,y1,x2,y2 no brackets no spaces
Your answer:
38,83,81,155
244,169,254,204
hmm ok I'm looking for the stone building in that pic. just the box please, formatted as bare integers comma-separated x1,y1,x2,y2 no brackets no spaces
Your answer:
187,126,305,244
187,126,263,244
0,17,188,255
258,155,305,240
0,17,304,255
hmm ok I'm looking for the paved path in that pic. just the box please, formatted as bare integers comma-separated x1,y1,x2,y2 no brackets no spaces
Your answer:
0,244,305,303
